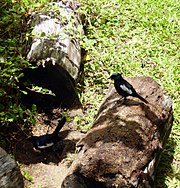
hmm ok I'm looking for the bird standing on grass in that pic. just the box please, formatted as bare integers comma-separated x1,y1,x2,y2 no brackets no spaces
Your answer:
28,116,66,150
110,73,148,103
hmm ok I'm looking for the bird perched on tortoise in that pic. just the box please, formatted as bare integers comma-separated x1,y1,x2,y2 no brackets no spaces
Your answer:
110,73,148,103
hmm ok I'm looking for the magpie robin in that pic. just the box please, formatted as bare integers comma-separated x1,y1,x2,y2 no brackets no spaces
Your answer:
110,73,148,103
28,116,66,150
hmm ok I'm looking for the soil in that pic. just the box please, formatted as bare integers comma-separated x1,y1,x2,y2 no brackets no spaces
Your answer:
6,107,86,188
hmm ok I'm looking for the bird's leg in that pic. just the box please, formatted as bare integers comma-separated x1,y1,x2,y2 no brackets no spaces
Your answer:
52,144,63,161
42,150,48,163
54,150,62,162
123,97,127,104
117,97,124,104
117,97,126,104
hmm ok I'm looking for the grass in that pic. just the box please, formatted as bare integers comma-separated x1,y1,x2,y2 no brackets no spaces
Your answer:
77,0,180,187
1,0,179,187
21,170,34,182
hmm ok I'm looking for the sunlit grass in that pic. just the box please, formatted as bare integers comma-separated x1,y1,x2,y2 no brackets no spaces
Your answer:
78,0,180,186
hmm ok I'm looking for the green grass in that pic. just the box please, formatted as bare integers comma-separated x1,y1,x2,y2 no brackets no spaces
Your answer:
0,0,179,187
78,0,180,186
21,170,33,182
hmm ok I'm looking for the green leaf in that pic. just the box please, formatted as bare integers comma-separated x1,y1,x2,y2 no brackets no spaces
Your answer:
40,32,46,37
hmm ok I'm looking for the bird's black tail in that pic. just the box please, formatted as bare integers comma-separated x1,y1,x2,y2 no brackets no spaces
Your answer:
136,94,148,103
53,116,66,135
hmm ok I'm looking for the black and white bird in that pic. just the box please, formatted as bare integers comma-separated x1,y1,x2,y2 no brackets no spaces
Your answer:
28,116,66,150
110,73,148,103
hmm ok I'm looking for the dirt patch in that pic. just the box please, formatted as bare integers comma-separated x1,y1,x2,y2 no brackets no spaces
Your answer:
3,107,86,188
20,132,81,188
22,161,70,188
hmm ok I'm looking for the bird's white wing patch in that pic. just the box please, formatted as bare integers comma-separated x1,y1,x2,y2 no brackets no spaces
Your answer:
38,142,54,149
120,84,133,94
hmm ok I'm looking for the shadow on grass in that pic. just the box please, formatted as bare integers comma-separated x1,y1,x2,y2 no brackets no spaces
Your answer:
154,137,178,187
